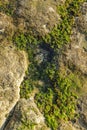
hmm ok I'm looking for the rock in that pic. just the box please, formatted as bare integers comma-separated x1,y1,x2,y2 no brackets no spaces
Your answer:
58,3,87,130
3,98,50,130
74,95,87,130
58,2,87,74
79,96,87,126
0,13,15,41
0,42,28,129
34,47,49,64
63,28,87,74
58,96,87,130
15,0,60,36
58,122,75,130
76,2,87,34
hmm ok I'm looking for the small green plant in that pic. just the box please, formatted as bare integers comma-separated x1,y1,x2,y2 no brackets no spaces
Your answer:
43,0,85,49
14,34,27,50
35,69,80,130
0,2,15,16
17,120,35,130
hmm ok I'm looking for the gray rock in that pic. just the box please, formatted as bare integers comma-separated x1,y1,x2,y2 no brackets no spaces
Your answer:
71,95,87,130
0,13,15,41
3,98,50,130
0,42,28,129
76,2,87,34
59,2,87,74
15,0,60,36
66,28,87,74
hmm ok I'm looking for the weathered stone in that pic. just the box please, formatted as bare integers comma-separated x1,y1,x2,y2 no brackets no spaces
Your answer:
0,13,15,41
58,122,75,130
0,42,28,128
63,28,87,74
15,0,60,36
76,2,87,34
3,98,50,130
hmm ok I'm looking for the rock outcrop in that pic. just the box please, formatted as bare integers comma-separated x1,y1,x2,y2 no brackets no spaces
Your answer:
15,0,60,36
58,2,87,130
0,42,27,128
0,11,28,128
60,2,87,74
62,28,87,74
3,98,50,130
73,95,87,130
76,2,87,34
0,13,15,41
0,1,87,130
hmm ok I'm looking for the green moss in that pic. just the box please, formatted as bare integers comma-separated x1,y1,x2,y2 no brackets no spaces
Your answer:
17,120,35,130
0,2,15,16
35,68,81,130
43,0,85,49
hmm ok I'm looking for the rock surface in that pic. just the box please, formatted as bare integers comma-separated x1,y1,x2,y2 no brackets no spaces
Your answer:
0,13,15,41
58,2,87,130
0,42,27,128
15,0,60,36
62,28,87,74
0,11,28,129
76,2,87,34
0,1,87,130
3,98,50,130
58,96,87,130
73,95,87,130
60,2,87,74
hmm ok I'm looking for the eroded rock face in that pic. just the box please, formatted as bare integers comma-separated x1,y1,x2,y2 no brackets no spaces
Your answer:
74,95,87,130
0,13,15,41
63,28,87,74
58,3,87,130
3,98,50,130
76,2,87,34
59,1,87,74
0,43,28,128
15,0,60,36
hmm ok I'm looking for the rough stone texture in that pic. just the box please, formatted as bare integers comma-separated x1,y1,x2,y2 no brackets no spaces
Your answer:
0,43,28,129
60,1,87,74
15,0,60,36
73,95,87,130
0,12,27,129
3,98,50,130
62,28,87,74
0,1,87,130
76,2,87,34
59,2,87,74
58,122,76,130
0,13,15,41
58,2,87,130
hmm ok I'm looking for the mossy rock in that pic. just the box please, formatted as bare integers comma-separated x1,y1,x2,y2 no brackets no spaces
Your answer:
15,0,61,36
